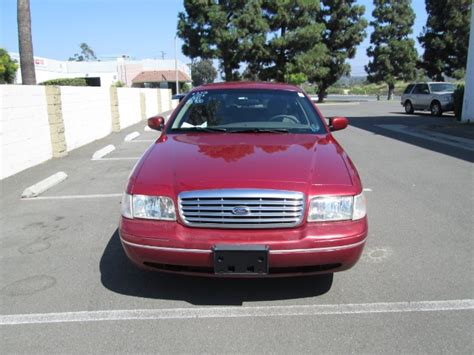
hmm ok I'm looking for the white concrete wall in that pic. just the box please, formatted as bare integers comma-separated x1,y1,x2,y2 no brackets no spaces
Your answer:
461,8,474,122
61,87,112,151
161,89,172,112
171,99,179,110
141,89,159,118
117,88,142,129
0,85,52,179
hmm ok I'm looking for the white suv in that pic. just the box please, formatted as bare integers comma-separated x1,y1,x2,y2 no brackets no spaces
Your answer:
401,82,454,116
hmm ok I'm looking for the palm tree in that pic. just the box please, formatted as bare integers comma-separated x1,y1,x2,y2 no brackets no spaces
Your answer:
17,0,36,84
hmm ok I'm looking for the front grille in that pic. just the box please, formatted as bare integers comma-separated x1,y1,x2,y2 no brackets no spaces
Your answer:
178,189,305,229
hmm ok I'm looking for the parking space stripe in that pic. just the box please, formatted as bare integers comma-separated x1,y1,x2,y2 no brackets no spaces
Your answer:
127,139,155,143
1,299,472,325
21,193,122,201
91,157,139,161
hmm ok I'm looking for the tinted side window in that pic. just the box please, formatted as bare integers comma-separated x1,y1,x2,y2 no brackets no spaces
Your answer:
404,84,414,94
413,84,429,94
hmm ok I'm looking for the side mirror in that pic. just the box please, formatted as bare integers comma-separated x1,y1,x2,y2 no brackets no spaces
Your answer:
148,115,165,131
329,116,348,132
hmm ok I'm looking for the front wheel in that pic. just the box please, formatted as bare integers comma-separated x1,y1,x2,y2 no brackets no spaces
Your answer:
404,101,414,114
430,101,443,116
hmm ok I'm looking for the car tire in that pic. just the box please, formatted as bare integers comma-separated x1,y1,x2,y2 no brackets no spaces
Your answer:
404,100,414,114
430,101,443,116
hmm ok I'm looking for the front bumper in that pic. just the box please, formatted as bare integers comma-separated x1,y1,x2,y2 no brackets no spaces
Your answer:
119,217,367,277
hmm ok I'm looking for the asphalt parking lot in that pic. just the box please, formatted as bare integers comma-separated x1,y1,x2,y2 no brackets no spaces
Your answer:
1,101,473,353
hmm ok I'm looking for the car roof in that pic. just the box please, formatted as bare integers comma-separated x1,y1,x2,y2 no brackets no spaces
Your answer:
192,81,302,92
410,82,453,85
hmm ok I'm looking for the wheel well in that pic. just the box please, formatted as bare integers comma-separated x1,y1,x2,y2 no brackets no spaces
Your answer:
404,99,412,106
431,100,441,107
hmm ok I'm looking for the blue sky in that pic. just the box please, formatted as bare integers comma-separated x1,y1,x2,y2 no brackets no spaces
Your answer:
1,0,427,76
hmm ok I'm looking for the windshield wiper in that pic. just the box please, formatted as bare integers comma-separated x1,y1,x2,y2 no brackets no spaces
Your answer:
230,128,289,133
176,126,228,132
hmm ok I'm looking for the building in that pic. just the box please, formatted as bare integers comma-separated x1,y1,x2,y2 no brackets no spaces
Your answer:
10,53,191,92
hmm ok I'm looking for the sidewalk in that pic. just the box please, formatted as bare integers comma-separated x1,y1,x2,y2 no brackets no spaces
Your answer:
422,120,474,140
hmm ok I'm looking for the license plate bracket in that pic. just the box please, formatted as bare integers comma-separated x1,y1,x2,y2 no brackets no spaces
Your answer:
213,244,269,275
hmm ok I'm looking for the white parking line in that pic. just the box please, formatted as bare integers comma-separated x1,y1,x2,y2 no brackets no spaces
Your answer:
124,131,140,142
376,124,474,151
91,157,139,161
21,193,122,201
92,145,115,160
144,126,152,132
363,188,373,192
1,299,472,325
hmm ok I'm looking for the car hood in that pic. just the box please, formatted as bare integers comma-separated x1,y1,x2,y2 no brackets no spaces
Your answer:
130,133,358,197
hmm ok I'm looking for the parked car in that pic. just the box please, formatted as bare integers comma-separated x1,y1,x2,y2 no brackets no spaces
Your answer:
172,93,186,102
401,82,454,116
120,82,367,277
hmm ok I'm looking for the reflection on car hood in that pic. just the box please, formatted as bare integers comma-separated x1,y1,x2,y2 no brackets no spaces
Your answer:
132,133,356,195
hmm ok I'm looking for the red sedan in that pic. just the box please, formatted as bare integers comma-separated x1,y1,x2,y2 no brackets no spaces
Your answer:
120,82,367,277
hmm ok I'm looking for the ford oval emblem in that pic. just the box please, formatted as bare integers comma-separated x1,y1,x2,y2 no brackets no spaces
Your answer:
232,206,250,216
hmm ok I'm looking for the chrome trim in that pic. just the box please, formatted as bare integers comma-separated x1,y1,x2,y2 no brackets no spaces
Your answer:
120,237,366,254
178,189,305,229
121,239,210,253
270,238,367,254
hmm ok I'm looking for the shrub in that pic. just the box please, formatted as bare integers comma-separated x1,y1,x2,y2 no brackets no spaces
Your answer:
39,78,87,86
453,84,464,120
112,80,125,87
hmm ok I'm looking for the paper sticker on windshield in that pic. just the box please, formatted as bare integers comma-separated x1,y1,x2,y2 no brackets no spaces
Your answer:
298,92,305,97
190,91,208,104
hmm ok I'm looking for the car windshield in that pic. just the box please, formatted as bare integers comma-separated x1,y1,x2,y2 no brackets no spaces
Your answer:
169,89,325,134
429,83,454,93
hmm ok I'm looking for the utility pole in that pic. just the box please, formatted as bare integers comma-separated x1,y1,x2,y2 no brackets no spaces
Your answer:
159,51,166,60
175,35,179,95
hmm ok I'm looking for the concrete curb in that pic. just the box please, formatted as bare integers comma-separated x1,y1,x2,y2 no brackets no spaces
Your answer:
124,131,140,142
21,172,68,198
92,145,115,160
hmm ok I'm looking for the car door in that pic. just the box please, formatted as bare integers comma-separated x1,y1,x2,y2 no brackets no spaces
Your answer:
411,84,429,109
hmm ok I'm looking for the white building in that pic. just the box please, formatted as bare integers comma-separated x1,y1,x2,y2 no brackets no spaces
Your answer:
10,53,191,93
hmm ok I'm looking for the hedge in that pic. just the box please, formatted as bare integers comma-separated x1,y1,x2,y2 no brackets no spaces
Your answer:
39,78,87,86
453,84,464,120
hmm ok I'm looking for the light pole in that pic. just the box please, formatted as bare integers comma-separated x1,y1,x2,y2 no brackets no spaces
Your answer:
175,35,179,95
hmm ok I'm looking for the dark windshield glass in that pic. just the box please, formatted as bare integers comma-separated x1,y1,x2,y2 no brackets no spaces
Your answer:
429,83,454,93
169,89,325,134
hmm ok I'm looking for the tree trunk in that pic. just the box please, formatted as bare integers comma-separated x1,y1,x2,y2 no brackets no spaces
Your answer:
387,83,395,100
17,0,36,85
223,65,233,82
317,87,326,103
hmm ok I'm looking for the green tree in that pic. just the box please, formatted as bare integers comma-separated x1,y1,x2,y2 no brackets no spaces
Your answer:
178,0,249,81
365,0,418,99
258,0,326,83
313,0,368,102
191,59,217,86
0,49,19,84
17,0,36,84
418,0,471,80
284,72,308,86
68,43,97,62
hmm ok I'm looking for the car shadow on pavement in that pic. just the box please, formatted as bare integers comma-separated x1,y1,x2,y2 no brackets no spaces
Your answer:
347,115,474,163
100,229,333,305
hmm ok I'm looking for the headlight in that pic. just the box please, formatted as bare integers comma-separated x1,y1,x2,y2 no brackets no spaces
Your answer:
121,193,176,220
307,192,366,222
